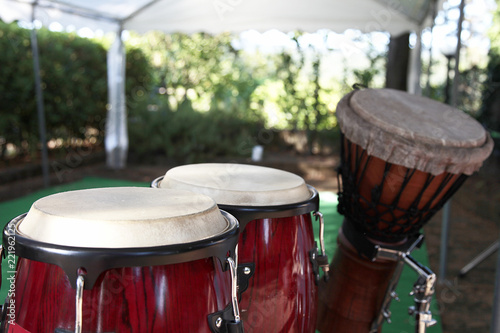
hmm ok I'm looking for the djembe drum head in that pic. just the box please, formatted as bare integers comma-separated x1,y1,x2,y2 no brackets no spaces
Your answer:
336,88,494,242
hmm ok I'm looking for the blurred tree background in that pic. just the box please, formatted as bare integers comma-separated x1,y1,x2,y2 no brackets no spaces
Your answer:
0,0,498,166
480,3,500,136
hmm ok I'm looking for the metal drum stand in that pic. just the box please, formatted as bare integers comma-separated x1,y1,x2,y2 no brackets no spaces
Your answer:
368,234,438,333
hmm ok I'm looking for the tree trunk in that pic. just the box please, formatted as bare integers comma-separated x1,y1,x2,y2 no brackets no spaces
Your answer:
386,32,410,91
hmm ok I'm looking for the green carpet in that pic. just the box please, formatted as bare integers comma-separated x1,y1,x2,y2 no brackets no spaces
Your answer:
0,177,442,332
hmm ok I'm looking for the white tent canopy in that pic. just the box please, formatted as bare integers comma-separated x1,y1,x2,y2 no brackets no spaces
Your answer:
1,0,433,34
0,0,437,169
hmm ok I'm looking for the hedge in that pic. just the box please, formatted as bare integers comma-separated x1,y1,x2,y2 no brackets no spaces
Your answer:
0,20,151,159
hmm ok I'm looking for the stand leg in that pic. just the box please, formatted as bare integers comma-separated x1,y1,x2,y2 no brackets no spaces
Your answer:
439,201,451,283
459,240,500,277
491,237,500,333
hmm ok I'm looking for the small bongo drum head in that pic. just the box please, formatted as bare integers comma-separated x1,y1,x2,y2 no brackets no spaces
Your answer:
160,163,312,206
17,187,230,248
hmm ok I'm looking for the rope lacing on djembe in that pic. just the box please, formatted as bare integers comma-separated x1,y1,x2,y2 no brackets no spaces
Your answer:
337,133,468,242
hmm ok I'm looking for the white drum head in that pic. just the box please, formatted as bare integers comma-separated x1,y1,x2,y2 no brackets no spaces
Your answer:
18,187,229,248
160,163,312,206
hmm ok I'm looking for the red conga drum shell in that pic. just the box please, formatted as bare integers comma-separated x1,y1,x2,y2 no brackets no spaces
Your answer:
3,187,240,333
318,88,494,332
156,163,321,333
13,257,230,332
236,214,316,332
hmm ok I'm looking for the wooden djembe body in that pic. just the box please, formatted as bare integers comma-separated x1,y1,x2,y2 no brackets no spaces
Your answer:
317,88,494,333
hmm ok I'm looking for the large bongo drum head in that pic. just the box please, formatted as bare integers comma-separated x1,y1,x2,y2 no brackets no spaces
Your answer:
18,187,231,248
5,187,240,333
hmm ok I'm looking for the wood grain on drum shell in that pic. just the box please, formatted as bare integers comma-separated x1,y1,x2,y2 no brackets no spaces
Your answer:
343,138,461,240
238,214,318,333
12,257,231,332
317,232,397,333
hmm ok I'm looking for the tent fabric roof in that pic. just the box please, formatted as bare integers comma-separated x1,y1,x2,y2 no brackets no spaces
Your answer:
1,0,434,35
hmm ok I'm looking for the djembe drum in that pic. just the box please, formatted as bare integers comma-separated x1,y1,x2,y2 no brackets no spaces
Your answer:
2,187,243,333
153,163,328,333
317,88,494,332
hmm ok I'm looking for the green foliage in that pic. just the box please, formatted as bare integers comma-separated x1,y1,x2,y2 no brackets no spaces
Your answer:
456,65,486,117
340,33,387,93
125,31,284,161
0,20,152,160
480,5,500,132
488,4,500,57
246,34,340,154
128,99,265,163
0,21,38,156
131,32,260,116
1,24,364,162
273,38,335,132
125,46,154,110
38,28,108,139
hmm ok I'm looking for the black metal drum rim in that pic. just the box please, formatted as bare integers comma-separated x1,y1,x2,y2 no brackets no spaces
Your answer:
3,211,240,289
151,176,320,226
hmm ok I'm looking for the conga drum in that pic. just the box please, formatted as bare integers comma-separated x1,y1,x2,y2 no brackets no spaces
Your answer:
317,88,494,332
153,163,327,333
2,187,242,333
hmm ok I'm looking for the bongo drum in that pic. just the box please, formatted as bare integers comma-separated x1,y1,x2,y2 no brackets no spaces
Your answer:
317,88,494,332
153,163,328,333
2,187,242,333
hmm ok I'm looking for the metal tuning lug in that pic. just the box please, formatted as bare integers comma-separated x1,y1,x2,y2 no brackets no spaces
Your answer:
208,257,244,333
75,270,85,333
309,244,329,285
309,246,320,285
313,211,329,282
237,263,255,300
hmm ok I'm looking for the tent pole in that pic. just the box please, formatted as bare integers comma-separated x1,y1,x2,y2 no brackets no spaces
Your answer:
451,0,465,108
105,27,127,169
407,27,423,95
31,2,50,188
